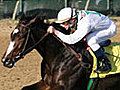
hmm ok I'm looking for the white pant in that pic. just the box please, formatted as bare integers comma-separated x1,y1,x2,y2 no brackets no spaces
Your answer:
87,22,117,51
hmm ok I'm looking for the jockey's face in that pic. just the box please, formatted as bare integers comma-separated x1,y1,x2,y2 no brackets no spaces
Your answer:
60,18,76,30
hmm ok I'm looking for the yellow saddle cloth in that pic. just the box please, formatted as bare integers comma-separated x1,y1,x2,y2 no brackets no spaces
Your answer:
89,43,120,78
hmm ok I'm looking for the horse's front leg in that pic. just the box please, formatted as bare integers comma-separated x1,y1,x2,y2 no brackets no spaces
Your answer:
41,59,46,81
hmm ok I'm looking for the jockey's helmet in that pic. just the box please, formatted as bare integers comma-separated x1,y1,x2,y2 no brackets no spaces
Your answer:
56,7,77,23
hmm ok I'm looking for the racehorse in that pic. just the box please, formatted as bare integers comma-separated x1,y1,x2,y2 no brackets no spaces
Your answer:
1,14,120,90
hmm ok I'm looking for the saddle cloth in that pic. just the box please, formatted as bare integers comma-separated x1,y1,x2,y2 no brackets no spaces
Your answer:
89,43,120,78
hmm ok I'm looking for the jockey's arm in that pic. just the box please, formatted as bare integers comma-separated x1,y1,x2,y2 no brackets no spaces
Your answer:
54,20,91,44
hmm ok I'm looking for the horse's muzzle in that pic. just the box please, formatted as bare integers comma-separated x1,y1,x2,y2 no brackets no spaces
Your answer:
1,57,15,68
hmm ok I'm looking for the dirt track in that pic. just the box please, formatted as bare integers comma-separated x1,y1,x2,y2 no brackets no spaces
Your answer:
0,18,120,90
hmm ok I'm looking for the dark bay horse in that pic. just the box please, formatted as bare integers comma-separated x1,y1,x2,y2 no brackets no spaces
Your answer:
2,14,120,90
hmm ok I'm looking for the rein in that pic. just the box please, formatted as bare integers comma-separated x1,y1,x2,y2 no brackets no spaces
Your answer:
53,34,82,61
17,15,48,58
18,28,91,69
16,16,91,69
19,32,49,58
53,34,91,69
15,25,49,61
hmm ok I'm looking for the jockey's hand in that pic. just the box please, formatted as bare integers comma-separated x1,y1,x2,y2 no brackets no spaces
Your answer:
47,26,55,33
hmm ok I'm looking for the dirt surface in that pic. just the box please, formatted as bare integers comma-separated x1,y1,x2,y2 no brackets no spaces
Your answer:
0,18,120,90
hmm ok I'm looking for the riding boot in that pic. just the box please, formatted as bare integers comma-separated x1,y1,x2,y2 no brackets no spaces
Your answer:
99,39,111,47
94,48,112,73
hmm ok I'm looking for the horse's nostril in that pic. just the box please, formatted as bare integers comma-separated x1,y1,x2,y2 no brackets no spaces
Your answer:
5,59,10,65
1,58,14,68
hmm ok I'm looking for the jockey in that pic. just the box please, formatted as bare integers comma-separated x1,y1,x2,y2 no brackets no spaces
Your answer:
47,7,117,73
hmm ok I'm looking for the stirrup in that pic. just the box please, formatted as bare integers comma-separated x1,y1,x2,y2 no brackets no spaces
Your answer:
94,63,112,73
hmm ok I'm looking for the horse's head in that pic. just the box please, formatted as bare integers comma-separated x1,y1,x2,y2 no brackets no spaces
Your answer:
1,14,47,68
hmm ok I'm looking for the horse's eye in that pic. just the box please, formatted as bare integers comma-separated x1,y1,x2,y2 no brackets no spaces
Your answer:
11,30,20,41
11,33,17,41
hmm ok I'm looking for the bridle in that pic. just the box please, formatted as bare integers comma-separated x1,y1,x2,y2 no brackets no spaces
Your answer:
13,19,49,63
13,16,91,69
19,28,49,58
17,8,75,60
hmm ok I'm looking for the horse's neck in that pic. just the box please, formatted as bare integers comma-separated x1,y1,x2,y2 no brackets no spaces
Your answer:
34,34,63,55
36,34,92,64
35,34,93,89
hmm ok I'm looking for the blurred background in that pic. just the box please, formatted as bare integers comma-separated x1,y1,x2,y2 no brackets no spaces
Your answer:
0,0,120,19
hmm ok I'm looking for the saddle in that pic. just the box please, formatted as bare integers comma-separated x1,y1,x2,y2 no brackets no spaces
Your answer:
89,40,120,78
